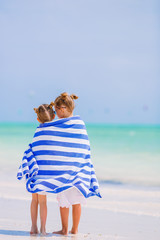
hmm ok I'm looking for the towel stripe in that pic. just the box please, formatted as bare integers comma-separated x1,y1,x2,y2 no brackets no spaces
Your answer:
34,130,89,140
36,160,93,168
31,140,90,150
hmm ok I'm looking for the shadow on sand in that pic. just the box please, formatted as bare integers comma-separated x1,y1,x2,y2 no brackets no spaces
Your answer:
0,229,79,238
0,229,30,236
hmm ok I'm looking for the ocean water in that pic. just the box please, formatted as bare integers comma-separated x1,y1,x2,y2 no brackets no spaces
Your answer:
0,122,160,188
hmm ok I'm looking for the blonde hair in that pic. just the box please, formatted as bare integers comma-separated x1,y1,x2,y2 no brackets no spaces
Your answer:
54,92,78,113
34,102,55,123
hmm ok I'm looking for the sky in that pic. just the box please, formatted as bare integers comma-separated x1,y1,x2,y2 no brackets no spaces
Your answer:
0,0,159,124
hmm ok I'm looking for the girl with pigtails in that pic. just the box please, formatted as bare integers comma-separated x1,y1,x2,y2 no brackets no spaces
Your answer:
17,102,55,235
17,92,101,236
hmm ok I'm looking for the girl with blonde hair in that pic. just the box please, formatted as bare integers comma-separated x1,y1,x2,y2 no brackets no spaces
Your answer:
52,92,101,235
17,102,55,235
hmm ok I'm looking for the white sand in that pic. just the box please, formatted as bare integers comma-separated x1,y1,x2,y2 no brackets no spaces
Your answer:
0,172,160,240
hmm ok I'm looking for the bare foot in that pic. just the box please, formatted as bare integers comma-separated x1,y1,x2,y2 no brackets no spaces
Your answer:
53,229,68,235
69,228,78,234
40,232,47,236
40,228,47,236
30,226,39,235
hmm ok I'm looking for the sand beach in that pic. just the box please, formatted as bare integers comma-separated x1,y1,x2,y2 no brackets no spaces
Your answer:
0,170,160,240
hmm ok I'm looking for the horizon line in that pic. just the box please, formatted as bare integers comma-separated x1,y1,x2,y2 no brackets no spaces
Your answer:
0,121,160,127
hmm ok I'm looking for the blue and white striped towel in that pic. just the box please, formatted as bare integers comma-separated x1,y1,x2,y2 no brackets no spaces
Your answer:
17,144,39,180
17,116,101,198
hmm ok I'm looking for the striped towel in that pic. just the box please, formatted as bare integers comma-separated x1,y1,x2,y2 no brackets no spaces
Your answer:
17,116,101,198
17,144,39,180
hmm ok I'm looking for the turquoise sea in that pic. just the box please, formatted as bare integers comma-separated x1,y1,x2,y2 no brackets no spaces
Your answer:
0,122,160,188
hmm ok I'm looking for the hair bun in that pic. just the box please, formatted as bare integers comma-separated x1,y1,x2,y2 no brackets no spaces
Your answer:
70,94,78,100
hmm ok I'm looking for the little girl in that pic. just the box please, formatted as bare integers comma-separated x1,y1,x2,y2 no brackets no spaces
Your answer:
17,102,55,235
52,92,101,235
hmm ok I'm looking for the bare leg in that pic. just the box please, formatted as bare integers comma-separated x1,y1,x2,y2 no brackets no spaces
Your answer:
53,207,69,235
70,204,81,234
38,194,47,235
30,193,39,234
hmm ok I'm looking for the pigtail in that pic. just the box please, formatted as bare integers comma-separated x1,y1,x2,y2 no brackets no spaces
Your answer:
48,101,54,109
34,108,38,114
61,92,68,100
70,94,78,100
